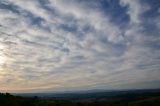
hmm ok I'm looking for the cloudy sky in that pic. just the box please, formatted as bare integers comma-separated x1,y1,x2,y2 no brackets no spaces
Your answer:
0,0,160,93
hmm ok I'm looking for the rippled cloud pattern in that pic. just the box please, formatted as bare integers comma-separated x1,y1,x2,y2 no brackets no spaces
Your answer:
0,0,160,92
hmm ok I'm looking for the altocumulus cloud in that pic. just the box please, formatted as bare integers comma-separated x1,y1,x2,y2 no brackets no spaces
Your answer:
0,0,160,93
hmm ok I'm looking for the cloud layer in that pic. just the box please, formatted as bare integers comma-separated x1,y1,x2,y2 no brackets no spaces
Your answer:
0,0,160,93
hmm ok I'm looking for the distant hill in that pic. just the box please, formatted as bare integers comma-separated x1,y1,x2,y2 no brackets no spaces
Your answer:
0,89,160,106
13,88,160,100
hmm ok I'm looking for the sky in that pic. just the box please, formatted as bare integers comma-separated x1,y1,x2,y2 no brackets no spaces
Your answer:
0,0,160,93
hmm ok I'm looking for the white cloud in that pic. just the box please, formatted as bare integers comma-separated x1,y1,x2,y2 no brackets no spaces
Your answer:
120,0,150,24
0,0,159,92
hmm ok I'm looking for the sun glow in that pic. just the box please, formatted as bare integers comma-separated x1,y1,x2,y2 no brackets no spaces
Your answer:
0,45,6,66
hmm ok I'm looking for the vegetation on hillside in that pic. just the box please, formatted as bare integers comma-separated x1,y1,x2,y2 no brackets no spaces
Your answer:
0,92,160,106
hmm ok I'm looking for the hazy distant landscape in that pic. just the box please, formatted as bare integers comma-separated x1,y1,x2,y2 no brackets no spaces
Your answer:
1,89,160,106
0,0,160,106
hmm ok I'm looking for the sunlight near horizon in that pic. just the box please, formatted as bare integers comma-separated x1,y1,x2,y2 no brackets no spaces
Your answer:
0,45,6,67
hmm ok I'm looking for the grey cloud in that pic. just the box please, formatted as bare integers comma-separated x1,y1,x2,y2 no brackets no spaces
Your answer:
0,0,159,92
